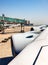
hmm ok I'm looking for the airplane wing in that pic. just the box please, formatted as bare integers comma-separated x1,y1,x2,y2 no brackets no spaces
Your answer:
35,45,48,65
8,28,48,65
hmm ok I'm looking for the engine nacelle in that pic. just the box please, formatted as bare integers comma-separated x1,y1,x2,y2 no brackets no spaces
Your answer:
11,31,39,54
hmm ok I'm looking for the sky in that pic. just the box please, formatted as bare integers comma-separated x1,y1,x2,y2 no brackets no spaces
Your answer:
0,0,48,24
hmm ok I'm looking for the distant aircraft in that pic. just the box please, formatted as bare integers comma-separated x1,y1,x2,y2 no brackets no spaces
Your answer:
8,28,48,65
9,24,20,28
4,24,20,28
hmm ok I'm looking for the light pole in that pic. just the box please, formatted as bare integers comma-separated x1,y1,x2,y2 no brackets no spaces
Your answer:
2,14,5,34
20,22,24,32
20,23,23,32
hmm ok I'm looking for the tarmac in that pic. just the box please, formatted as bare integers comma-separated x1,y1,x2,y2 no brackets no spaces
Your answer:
0,26,32,58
